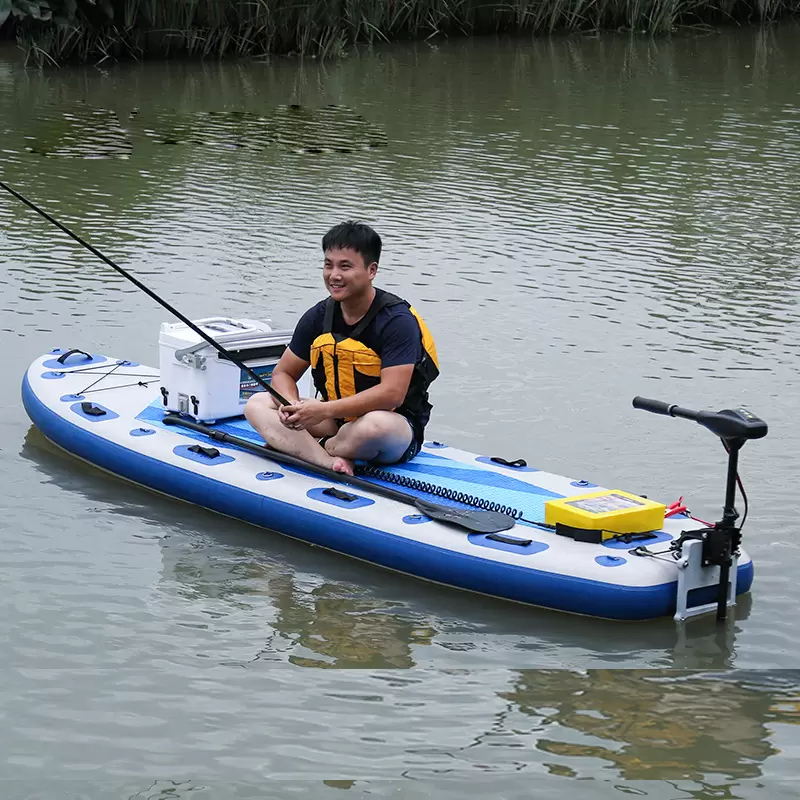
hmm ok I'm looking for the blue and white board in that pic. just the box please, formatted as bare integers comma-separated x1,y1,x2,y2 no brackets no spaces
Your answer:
22,348,754,621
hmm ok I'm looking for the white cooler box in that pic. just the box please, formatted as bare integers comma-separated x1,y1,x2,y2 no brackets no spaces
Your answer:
158,317,312,423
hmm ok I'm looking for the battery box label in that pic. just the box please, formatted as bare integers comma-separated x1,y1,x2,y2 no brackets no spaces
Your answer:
240,364,276,399
565,493,646,515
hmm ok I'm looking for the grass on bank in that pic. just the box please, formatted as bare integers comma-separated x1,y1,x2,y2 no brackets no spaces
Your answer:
0,0,798,66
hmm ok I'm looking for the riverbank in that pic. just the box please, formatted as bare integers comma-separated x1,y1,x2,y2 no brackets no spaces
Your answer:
1,0,797,66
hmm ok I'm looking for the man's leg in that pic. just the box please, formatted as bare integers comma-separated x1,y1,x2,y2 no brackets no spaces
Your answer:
244,392,354,475
325,411,416,465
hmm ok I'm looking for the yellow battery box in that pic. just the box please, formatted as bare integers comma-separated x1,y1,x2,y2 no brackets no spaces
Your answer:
544,489,666,540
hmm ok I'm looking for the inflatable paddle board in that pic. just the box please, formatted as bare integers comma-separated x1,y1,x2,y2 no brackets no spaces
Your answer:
21,348,754,621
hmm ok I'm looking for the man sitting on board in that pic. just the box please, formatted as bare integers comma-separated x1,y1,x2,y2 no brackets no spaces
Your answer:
244,221,439,477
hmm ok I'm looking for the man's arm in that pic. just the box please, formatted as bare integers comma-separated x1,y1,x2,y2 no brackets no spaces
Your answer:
268,305,319,404
270,348,311,405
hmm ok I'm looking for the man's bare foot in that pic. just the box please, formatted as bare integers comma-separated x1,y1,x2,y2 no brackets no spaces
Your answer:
331,456,355,476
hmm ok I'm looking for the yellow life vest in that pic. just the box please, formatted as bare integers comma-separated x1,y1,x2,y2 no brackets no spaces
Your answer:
309,290,439,424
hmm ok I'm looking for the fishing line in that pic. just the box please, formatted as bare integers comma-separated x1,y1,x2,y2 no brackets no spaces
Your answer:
0,180,290,406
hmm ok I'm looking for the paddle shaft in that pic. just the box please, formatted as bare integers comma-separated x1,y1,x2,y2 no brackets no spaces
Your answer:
163,413,445,509
161,414,520,535
0,180,290,407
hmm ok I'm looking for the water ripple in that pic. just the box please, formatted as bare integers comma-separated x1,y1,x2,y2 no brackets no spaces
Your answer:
2,25,800,794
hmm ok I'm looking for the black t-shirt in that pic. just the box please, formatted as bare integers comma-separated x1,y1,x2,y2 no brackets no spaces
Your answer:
289,289,428,428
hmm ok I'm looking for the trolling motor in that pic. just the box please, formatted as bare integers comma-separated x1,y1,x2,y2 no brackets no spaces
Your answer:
632,397,768,622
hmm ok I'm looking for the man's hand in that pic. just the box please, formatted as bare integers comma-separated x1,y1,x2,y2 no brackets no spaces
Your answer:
277,404,295,429
282,399,331,431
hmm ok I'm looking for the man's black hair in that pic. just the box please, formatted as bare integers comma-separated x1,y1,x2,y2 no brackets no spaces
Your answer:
322,221,382,266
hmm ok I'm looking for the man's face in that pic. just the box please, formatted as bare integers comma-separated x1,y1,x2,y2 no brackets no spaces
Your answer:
323,247,377,302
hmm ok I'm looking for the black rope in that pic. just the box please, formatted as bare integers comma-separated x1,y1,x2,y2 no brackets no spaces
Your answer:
76,372,160,379
77,361,123,395
60,368,159,379
53,362,158,377
80,379,160,394
356,463,524,519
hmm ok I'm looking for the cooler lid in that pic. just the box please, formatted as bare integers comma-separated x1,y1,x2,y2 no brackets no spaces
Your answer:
159,317,274,348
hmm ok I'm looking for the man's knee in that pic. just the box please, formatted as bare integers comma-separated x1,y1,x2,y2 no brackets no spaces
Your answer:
244,391,277,422
344,412,411,449
351,412,385,440
349,411,403,442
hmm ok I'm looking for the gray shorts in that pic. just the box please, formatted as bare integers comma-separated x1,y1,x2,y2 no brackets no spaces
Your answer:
321,414,423,465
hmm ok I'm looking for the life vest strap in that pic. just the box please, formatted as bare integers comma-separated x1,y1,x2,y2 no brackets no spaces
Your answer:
322,290,405,339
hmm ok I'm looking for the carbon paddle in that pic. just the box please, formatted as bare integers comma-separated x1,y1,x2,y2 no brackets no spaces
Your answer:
162,414,518,534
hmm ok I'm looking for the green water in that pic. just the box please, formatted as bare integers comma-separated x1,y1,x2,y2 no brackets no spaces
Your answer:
1,24,800,799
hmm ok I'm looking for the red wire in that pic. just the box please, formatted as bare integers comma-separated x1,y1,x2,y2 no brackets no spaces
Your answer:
666,438,749,529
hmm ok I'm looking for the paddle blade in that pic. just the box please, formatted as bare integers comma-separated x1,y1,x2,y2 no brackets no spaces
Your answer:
414,499,517,533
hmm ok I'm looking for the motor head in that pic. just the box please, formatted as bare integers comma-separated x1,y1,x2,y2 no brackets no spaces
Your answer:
633,397,768,441
696,408,768,441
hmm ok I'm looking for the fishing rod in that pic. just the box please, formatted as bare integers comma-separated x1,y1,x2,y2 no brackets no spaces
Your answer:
0,180,290,407
3,181,520,536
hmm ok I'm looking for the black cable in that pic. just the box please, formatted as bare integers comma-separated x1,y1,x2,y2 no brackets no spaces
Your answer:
737,472,749,528
356,463,524,518
721,438,749,529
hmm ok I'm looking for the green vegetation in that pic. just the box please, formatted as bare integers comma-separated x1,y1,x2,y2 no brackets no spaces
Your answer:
1,0,798,66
